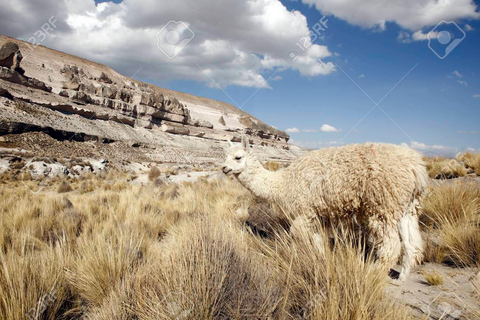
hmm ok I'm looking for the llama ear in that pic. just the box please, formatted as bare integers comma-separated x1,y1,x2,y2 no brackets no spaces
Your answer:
228,139,233,147
241,135,249,149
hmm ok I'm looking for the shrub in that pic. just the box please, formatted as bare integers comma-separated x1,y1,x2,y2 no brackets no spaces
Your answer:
57,180,73,193
422,182,480,267
424,157,468,179
422,270,444,286
457,152,480,175
148,166,161,181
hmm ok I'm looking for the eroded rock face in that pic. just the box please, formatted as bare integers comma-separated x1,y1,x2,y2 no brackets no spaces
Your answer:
0,36,294,160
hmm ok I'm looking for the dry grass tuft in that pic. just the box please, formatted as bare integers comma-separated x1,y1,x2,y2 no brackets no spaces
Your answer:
424,157,468,179
147,165,161,181
421,182,480,267
457,152,480,175
57,180,73,193
422,270,444,286
0,174,411,319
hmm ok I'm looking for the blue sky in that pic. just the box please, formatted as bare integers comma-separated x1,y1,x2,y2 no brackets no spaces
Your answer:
152,1,480,155
1,0,479,155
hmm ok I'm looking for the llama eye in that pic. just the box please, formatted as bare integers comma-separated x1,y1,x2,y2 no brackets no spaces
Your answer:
235,156,242,160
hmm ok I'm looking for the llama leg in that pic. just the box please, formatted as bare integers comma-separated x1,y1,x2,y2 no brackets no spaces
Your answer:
367,218,402,274
290,215,325,254
398,201,424,281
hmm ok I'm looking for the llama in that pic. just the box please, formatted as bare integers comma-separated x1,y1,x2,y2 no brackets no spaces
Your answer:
222,136,428,281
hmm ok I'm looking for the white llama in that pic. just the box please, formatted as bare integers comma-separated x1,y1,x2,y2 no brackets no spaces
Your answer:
222,136,427,281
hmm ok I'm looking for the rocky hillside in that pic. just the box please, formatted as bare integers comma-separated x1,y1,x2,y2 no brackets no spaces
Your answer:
0,35,303,169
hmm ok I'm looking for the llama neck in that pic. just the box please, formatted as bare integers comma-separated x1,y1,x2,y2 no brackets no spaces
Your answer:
237,154,281,201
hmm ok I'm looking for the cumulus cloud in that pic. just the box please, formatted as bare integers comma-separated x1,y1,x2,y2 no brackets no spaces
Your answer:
286,127,300,133
412,30,438,41
0,0,335,88
320,124,342,132
302,0,480,31
397,30,440,43
401,141,458,157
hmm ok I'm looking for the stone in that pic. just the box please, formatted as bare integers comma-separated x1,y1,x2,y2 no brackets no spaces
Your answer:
0,42,22,72
58,90,69,97
62,77,80,90
193,119,214,129
0,88,13,99
99,72,112,84
162,123,190,135
219,115,226,125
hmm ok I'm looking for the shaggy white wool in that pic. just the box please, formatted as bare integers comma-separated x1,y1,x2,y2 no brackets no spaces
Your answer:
223,137,428,280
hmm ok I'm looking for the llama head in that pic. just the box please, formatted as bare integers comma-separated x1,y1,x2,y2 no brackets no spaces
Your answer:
222,135,250,176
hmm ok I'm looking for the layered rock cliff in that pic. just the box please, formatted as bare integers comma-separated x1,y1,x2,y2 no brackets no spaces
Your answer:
0,35,303,166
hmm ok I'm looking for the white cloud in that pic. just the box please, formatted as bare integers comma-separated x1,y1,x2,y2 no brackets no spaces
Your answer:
359,74,365,78
320,124,342,132
412,30,438,41
457,80,468,87
473,94,480,98
402,141,458,157
0,0,335,88
302,129,317,132
286,127,300,133
459,130,479,134
465,24,475,31
303,0,480,31
452,70,462,78
399,30,439,43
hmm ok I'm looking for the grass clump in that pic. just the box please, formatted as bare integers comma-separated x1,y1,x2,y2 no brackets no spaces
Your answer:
457,152,480,175
147,165,161,181
424,156,468,179
422,270,444,286
421,182,480,267
0,175,409,319
57,180,73,193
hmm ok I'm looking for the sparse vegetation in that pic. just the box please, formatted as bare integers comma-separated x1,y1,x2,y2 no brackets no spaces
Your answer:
57,179,73,193
424,156,468,179
457,152,480,175
147,165,161,181
421,181,480,267
0,174,411,319
422,270,444,286
424,152,480,179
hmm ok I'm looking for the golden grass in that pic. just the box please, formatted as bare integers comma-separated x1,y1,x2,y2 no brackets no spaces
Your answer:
0,174,409,319
147,165,161,181
424,156,468,179
57,180,73,193
421,182,480,267
422,270,444,286
457,152,480,175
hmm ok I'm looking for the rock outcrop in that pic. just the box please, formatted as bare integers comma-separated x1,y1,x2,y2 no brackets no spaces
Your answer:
0,35,302,166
